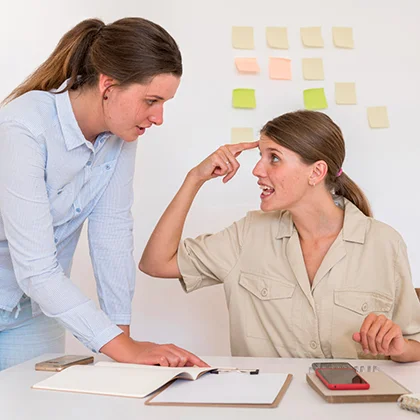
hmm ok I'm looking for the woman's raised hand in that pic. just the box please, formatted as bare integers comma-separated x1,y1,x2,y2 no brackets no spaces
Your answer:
189,141,259,184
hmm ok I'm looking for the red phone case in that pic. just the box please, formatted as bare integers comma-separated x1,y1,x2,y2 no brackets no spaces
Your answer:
315,368,370,390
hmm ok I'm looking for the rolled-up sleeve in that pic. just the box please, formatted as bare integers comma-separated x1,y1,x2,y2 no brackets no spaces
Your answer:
177,213,251,293
88,140,137,326
0,122,122,352
393,240,420,343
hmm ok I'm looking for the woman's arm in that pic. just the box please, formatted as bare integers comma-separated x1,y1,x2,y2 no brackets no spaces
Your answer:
139,141,258,278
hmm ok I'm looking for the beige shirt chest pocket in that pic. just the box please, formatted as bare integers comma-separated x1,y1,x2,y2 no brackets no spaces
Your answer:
332,290,394,358
238,272,296,349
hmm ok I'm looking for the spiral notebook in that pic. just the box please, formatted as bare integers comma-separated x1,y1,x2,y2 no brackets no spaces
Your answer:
398,394,420,414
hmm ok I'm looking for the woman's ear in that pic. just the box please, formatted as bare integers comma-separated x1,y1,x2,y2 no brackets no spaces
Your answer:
308,160,328,187
98,74,116,97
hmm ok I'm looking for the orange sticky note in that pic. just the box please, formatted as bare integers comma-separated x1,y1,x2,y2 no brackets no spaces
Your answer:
235,57,260,74
269,57,292,80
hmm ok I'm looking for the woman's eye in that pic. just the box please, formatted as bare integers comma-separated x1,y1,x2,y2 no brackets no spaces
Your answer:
271,154,280,162
146,99,157,105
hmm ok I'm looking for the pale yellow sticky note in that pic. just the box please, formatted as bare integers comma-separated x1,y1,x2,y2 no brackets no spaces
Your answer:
231,127,254,144
335,83,357,105
301,27,324,48
266,27,289,49
234,57,260,74
367,107,389,128
269,57,292,80
333,27,354,49
232,26,254,49
302,58,324,80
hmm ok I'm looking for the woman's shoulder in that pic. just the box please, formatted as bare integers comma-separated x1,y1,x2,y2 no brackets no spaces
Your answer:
0,90,58,136
366,216,405,246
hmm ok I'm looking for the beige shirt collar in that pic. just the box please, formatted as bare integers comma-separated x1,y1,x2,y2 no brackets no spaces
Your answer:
275,197,368,244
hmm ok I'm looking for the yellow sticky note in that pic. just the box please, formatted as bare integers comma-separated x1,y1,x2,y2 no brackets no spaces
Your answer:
234,57,260,74
301,27,324,48
232,89,256,109
335,83,357,105
231,128,254,144
269,57,292,80
266,27,289,49
333,27,354,49
367,107,389,128
303,88,328,110
232,26,254,49
302,58,324,80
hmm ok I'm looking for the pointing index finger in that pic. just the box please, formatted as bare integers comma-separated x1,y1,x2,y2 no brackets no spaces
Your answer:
230,140,259,155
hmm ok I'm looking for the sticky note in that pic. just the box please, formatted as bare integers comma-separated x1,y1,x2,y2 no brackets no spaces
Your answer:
367,107,389,128
266,27,289,49
231,128,254,144
303,88,328,110
232,89,256,109
269,57,292,80
232,26,254,49
333,27,354,49
302,58,324,80
335,83,357,105
234,57,260,74
301,27,324,48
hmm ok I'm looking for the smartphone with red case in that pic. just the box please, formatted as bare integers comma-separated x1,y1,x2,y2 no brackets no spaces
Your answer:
315,367,370,390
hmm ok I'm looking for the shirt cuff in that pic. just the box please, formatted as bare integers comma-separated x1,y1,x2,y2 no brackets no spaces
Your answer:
108,314,132,326
89,324,123,353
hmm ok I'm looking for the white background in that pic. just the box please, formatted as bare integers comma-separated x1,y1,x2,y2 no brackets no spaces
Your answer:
2,0,420,356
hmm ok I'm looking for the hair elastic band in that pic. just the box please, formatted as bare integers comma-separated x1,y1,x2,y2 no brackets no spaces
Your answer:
336,168,343,177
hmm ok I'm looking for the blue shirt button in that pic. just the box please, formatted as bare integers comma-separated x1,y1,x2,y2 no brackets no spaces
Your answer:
86,161,92,166
105,164,111,170
75,208,81,213
54,238,58,243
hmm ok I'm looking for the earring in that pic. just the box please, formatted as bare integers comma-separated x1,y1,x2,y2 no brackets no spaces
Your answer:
103,95,108,100
310,181,316,187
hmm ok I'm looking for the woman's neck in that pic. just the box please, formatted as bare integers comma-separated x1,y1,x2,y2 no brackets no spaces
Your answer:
68,88,106,143
290,190,345,242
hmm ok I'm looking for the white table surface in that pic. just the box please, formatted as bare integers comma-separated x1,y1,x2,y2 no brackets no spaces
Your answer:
1,353,420,420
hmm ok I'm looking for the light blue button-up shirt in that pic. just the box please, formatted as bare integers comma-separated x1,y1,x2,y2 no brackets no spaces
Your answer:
0,83,137,351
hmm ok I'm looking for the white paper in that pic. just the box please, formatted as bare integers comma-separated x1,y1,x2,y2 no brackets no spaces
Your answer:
151,372,288,405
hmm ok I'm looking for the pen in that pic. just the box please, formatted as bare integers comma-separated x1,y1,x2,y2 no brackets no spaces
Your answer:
210,368,260,375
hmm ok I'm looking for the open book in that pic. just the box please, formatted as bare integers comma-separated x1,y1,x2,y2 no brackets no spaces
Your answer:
32,361,215,398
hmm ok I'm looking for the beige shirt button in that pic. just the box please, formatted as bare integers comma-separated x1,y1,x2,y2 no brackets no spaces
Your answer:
361,302,368,312
310,341,318,349
261,288,268,297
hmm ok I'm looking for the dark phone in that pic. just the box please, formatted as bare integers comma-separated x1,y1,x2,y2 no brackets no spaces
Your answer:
315,368,370,390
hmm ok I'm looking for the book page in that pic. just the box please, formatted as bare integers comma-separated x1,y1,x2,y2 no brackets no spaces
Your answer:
32,364,213,398
95,361,214,380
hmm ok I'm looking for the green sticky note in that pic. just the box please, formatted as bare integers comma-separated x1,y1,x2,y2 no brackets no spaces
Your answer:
232,89,256,109
303,88,328,110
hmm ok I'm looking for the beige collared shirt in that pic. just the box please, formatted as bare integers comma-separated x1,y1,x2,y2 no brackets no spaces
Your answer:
178,198,420,359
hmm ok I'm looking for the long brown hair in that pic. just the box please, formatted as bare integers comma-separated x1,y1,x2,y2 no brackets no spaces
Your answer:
3,17,182,104
261,110,372,217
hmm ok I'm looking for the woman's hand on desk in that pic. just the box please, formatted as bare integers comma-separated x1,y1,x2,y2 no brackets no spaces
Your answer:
100,333,209,367
352,313,406,357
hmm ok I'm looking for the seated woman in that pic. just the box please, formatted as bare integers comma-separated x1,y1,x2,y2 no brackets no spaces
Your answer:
139,110,420,362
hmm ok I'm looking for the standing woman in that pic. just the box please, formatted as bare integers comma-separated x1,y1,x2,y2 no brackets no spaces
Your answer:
0,17,206,370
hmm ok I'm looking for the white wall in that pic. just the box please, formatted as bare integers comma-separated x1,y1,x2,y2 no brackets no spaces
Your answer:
2,0,420,356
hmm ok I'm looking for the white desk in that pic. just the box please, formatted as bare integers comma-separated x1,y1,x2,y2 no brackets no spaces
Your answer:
1,354,420,420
